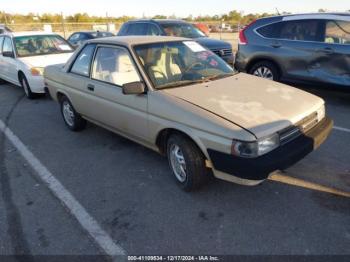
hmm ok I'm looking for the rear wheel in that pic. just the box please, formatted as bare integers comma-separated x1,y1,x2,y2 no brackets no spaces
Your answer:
20,74,36,99
249,61,280,81
60,96,86,131
167,134,209,191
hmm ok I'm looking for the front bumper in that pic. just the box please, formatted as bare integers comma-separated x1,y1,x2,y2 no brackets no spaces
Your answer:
27,75,46,93
221,54,234,65
207,117,333,181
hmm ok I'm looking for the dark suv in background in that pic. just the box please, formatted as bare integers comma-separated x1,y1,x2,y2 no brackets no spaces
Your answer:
118,19,234,65
235,13,350,87
0,24,12,34
67,31,115,48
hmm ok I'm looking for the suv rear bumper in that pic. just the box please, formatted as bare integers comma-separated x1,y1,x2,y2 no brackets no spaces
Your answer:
207,117,333,181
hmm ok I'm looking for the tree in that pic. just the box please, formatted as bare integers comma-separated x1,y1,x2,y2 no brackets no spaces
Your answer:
152,15,167,19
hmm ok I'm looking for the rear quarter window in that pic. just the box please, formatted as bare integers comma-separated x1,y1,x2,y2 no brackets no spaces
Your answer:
0,36,4,54
256,22,282,38
70,44,96,76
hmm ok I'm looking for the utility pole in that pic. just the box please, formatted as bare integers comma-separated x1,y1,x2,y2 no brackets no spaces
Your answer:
106,12,109,31
4,12,9,25
61,12,66,39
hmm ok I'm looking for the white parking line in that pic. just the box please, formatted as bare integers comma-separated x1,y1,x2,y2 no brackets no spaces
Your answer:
0,119,126,258
334,126,350,134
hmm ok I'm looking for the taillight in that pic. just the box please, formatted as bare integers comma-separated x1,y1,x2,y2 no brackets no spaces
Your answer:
238,20,256,45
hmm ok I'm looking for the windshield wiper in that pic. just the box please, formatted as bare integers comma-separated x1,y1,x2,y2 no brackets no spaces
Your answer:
156,79,206,89
203,73,235,82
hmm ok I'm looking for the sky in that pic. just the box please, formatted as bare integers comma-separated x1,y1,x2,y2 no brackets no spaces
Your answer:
0,0,349,17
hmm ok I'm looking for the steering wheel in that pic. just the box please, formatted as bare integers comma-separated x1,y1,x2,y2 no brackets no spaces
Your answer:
181,62,205,80
183,62,205,74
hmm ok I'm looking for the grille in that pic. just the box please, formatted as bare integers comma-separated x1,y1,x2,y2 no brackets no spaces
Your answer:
211,48,233,57
279,112,319,146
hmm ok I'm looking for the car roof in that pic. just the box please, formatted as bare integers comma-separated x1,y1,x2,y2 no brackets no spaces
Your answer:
128,19,188,24
8,31,58,37
88,35,189,46
72,31,111,34
261,12,350,22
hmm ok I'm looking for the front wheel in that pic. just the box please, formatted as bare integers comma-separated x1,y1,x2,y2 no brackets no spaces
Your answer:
60,96,86,131
167,134,209,191
249,61,280,81
20,75,36,99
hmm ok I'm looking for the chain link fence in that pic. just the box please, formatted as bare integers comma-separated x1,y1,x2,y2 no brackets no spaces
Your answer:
6,22,239,50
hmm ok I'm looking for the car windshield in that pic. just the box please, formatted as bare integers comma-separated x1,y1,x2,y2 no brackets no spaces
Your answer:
160,23,206,38
134,41,234,89
90,32,114,38
14,35,74,57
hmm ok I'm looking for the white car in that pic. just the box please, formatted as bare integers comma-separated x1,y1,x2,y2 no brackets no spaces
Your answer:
0,32,74,98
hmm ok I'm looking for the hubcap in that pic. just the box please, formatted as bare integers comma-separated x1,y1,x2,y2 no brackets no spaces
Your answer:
253,66,274,80
62,101,75,127
169,144,187,183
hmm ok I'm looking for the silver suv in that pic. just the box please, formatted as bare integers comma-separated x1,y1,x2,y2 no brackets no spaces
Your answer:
235,13,350,87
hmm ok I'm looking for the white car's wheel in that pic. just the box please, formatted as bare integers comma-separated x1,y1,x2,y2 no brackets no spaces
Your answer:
20,75,36,99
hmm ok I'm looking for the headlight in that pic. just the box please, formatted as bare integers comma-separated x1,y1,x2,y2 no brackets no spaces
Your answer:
30,67,44,76
317,104,325,122
231,133,280,158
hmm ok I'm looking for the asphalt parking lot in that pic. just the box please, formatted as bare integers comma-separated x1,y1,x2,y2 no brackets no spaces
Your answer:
0,81,349,259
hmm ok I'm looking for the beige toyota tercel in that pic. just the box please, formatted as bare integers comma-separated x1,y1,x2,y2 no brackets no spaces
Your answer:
44,36,333,191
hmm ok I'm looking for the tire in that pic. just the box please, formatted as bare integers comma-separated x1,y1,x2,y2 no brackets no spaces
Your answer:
59,96,86,131
20,74,36,99
167,134,209,191
249,61,280,81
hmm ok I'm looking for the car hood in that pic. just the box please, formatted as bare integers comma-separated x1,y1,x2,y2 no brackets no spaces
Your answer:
18,52,73,68
195,37,232,50
162,73,324,139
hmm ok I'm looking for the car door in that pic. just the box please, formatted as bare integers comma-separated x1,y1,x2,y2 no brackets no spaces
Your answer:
1,36,18,84
85,45,149,142
313,19,350,86
271,19,325,82
65,43,98,110
0,36,5,79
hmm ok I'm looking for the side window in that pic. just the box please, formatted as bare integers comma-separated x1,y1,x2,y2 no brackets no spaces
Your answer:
3,37,14,53
70,44,96,76
0,36,4,54
256,22,282,38
127,23,147,35
92,46,140,86
79,34,90,40
279,20,321,41
325,20,350,45
69,33,80,42
147,24,161,35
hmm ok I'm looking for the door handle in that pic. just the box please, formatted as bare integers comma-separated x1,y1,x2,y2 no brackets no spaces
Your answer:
87,84,95,91
319,47,334,54
271,42,282,48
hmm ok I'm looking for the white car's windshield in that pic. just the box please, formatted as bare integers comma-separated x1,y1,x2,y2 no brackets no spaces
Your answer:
160,23,206,38
14,35,73,57
134,41,234,89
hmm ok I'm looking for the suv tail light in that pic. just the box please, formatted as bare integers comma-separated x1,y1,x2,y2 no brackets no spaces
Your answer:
238,20,256,45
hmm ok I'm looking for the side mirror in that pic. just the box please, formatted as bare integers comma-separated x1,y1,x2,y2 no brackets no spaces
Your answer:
3,51,15,58
122,81,145,95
